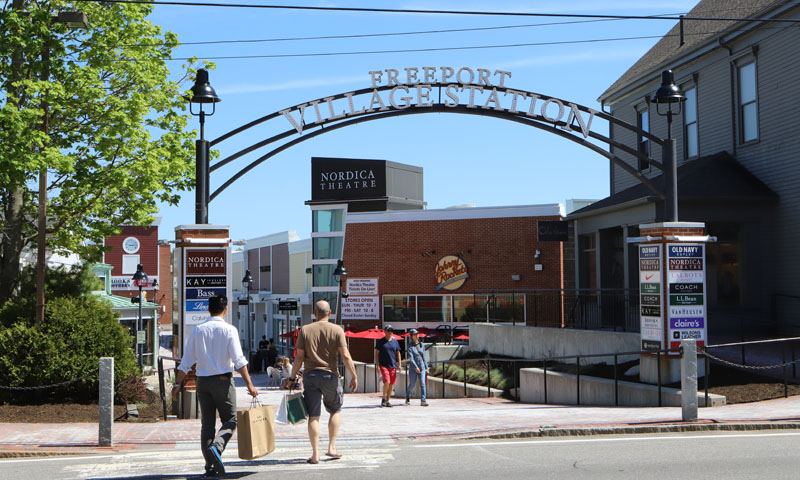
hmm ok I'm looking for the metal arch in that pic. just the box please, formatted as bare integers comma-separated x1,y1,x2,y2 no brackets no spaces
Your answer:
209,106,665,202
208,82,664,162
210,99,661,175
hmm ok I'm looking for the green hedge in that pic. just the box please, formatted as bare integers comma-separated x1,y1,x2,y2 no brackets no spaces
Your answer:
0,295,138,404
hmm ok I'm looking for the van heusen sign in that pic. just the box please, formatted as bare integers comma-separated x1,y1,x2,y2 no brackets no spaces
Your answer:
280,67,599,139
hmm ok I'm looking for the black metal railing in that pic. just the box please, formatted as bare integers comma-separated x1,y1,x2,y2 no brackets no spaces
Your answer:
157,356,185,421
474,289,640,333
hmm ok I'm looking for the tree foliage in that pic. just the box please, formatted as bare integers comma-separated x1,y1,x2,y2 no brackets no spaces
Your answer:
0,294,139,403
0,0,201,301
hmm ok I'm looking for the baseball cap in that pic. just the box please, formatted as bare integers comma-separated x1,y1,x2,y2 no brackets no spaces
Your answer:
383,324,393,331
408,329,419,335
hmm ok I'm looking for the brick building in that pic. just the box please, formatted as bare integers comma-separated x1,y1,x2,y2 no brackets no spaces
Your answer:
103,218,173,330
338,205,567,362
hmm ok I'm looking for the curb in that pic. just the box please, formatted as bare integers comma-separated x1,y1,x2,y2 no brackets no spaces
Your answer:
466,420,800,440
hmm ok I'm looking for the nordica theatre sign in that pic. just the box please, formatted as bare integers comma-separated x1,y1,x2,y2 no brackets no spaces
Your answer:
279,67,598,139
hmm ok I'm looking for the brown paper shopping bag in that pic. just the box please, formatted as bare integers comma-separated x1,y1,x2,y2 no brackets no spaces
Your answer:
237,400,275,460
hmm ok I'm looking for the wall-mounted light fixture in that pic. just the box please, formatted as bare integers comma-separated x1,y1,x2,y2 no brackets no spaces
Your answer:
534,250,541,259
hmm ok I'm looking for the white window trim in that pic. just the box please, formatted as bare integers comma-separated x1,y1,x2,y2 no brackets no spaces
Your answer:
736,57,759,144
682,82,698,159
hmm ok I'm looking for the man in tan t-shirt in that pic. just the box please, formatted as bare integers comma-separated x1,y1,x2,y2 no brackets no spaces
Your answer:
288,300,357,464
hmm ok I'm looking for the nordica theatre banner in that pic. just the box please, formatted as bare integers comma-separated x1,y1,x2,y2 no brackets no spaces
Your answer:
666,244,707,351
639,244,663,351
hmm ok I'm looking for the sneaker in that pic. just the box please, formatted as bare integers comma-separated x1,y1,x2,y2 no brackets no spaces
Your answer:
207,445,225,475
380,399,387,407
405,399,410,405
420,401,429,407
385,401,392,407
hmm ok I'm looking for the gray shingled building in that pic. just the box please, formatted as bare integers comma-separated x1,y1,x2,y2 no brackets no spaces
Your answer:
570,0,799,340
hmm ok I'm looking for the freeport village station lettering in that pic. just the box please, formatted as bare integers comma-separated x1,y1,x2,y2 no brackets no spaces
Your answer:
279,67,599,139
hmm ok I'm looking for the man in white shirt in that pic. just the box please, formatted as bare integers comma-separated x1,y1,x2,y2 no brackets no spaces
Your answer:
173,295,258,477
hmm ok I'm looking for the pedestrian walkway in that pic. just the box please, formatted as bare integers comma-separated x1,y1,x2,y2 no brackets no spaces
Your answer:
1,371,799,456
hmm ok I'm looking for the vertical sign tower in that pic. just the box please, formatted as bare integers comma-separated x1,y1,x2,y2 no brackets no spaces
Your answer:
173,225,231,357
633,222,713,384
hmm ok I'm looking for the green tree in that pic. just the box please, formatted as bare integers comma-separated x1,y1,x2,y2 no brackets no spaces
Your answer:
0,0,200,302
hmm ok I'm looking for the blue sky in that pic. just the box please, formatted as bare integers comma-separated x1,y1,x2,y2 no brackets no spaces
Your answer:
149,1,698,241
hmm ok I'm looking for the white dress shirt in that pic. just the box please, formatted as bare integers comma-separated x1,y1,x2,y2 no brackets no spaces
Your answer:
178,316,248,376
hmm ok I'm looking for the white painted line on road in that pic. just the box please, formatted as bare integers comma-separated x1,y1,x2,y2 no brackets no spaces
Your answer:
0,455,113,464
418,432,800,448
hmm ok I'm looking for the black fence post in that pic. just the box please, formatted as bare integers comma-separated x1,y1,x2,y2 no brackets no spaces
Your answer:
487,358,491,398
158,356,168,421
576,356,581,406
784,348,789,398
463,360,467,397
613,354,619,407
704,352,709,407
543,360,548,404
442,361,446,399
657,350,662,407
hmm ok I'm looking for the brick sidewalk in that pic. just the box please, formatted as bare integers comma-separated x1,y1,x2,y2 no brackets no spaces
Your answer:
2,372,799,456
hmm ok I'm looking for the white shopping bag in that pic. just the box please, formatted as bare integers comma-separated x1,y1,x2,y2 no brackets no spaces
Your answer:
275,393,288,424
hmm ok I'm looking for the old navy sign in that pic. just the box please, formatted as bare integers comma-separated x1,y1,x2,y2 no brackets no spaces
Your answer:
280,67,599,139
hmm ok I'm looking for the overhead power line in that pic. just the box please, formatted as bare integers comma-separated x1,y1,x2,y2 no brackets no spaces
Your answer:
71,0,800,23
166,34,668,61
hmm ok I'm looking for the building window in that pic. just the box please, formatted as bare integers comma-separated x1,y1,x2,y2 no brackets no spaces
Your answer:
383,296,417,323
312,237,344,260
636,106,650,171
418,295,452,323
738,61,758,143
313,291,340,316
312,209,345,233
312,264,338,287
683,85,698,158
579,233,597,289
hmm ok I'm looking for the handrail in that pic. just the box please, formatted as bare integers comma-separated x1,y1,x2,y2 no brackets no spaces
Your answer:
157,356,181,421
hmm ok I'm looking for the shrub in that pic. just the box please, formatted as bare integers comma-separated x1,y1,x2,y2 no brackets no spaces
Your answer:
116,374,149,404
445,364,464,382
0,294,138,404
465,367,486,385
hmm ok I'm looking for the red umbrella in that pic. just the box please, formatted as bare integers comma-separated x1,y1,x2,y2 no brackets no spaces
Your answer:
400,332,428,338
453,333,469,340
279,328,300,339
346,328,401,340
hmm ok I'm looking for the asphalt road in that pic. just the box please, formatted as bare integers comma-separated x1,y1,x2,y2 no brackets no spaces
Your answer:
2,431,799,480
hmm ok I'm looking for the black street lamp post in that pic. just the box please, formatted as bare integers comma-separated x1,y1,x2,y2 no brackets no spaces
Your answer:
652,69,686,222
332,260,348,325
188,69,221,224
131,264,148,367
242,269,253,351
